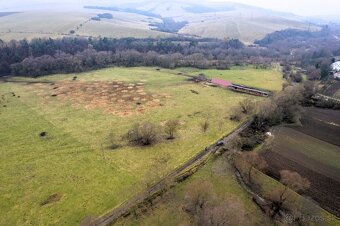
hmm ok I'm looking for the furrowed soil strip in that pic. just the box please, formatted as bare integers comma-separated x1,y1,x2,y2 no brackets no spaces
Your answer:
88,119,253,226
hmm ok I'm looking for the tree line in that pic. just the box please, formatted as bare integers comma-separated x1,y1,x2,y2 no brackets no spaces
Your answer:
1,24,340,77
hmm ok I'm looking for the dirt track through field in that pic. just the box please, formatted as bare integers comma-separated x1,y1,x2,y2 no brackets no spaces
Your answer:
88,120,253,226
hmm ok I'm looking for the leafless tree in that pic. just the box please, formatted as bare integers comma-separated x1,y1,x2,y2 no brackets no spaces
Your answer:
242,152,267,184
164,119,180,140
199,197,249,226
269,170,310,217
240,99,255,114
125,121,159,146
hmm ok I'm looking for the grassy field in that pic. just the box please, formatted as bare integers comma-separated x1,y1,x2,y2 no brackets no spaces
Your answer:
116,157,272,226
0,67,283,225
0,10,169,41
0,9,316,43
183,65,284,91
178,15,317,43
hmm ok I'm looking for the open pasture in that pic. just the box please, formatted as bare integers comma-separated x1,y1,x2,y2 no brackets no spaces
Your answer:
116,157,272,226
0,10,169,41
0,67,282,225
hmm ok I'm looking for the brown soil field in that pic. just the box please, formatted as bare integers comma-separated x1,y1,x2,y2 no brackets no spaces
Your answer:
324,81,340,97
27,81,169,116
262,150,340,216
295,107,340,146
261,107,340,216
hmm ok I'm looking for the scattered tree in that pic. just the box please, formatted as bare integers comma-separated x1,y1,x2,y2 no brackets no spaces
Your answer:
164,119,180,140
292,72,303,83
199,197,248,226
242,152,267,184
230,106,243,121
184,180,249,226
200,119,210,133
270,170,310,217
240,99,255,114
183,180,215,217
125,122,159,146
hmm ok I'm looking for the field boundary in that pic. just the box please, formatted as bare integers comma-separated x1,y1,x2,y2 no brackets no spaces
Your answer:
85,119,253,226
313,93,340,104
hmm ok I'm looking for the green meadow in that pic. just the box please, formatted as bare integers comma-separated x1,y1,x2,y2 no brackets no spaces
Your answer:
0,67,283,225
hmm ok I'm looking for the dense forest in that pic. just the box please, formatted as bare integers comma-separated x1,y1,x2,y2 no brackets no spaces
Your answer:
0,25,339,77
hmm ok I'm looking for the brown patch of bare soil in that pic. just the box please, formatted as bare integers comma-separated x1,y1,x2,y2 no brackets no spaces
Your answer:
28,81,169,116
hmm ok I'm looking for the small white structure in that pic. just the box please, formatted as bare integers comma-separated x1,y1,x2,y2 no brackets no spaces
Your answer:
331,61,340,71
265,132,273,137
331,61,340,79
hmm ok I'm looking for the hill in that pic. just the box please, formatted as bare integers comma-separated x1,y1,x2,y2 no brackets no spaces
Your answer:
0,1,319,43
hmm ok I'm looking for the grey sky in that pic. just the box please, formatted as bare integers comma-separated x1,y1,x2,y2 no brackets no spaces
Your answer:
0,0,339,16
211,0,340,16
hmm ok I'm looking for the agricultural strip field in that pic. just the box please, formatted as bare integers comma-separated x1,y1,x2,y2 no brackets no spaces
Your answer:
0,11,170,41
324,81,340,100
261,108,340,216
0,67,283,225
178,15,316,43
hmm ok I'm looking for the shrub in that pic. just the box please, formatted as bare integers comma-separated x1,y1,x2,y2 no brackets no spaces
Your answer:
200,119,210,133
125,122,159,146
107,132,120,150
164,119,180,140
230,107,243,121
292,72,303,83
240,99,255,114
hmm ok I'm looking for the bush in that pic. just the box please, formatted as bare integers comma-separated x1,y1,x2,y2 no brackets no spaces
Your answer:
200,119,210,133
164,119,180,139
230,106,243,121
240,99,255,114
125,122,159,146
292,72,303,83
107,132,120,150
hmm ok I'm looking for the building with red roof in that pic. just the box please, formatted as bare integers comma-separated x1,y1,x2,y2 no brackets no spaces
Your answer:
211,78,233,87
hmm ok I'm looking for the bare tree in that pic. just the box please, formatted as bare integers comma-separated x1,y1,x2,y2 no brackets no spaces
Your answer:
242,152,267,184
184,180,249,226
164,119,180,140
230,106,244,121
183,180,215,218
270,170,310,217
200,197,249,226
125,121,159,146
240,99,255,114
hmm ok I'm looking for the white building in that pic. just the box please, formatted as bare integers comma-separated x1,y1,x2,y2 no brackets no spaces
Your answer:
330,61,340,79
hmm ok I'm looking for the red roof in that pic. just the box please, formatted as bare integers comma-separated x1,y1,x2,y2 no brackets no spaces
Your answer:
211,78,233,87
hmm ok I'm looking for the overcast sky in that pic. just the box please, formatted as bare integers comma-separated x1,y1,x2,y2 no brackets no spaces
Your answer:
1,0,339,16
213,0,340,16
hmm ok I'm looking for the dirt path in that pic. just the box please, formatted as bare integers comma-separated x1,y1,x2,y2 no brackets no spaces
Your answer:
87,120,253,226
